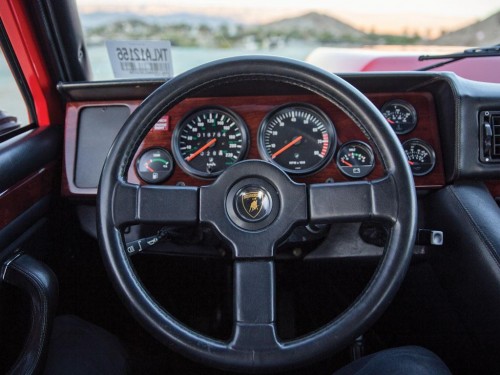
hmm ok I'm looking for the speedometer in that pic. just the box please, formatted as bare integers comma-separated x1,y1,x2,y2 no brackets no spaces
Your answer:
172,107,249,178
257,104,336,175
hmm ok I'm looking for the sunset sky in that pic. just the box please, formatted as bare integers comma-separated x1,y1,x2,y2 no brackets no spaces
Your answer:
76,0,500,37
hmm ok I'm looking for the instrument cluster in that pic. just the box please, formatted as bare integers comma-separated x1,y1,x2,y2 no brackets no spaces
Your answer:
134,97,437,185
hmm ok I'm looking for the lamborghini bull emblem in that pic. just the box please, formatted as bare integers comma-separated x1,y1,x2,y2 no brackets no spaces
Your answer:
234,185,272,223
242,192,263,219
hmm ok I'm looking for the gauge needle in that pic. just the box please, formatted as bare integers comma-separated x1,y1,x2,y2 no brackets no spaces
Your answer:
145,164,154,172
341,159,353,167
386,118,395,124
408,161,415,165
271,136,303,159
185,138,217,162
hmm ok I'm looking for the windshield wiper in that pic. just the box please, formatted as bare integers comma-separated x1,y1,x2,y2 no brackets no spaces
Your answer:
416,44,500,71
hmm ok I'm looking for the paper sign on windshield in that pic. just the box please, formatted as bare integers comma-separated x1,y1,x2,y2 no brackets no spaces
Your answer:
106,40,173,78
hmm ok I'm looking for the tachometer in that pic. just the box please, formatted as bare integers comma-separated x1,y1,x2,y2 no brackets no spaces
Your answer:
172,107,249,178
258,104,336,175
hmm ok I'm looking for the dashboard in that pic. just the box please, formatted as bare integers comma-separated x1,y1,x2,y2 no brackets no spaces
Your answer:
62,87,446,197
60,71,500,199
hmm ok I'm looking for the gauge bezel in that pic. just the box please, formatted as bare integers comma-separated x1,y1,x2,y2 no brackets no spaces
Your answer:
380,99,418,135
172,106,250,179
257,103,336,176
402,138,436,176
135,147,174,184
336,140,375,179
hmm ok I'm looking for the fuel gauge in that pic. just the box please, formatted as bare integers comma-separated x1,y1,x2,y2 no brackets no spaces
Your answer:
136,148,174,184
336,141,375,178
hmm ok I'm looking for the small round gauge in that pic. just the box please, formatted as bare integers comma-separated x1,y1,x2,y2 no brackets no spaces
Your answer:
136,148,174,184
402,139,436,176
172,107,249,178
258,104,336,175
381,100,417,134
336,141,375,178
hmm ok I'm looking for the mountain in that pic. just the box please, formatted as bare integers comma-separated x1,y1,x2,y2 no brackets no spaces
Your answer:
260,12,365,38
433,11,500,46
83,10,418,48
80,11,238,30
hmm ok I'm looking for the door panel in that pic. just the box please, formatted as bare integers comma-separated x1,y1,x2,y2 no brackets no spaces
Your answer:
0,125,61,259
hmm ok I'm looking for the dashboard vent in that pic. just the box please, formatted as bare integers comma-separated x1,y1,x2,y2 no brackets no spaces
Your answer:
480,111,500,163
493,115,500,158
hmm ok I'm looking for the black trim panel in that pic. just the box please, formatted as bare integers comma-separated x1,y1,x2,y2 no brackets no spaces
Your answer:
0,126,61,192
0,197,51,257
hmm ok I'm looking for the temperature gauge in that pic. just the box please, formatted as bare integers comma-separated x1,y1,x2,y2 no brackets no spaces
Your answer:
381,100,417,134
136,148,174,184
336,141,375,178
402,139,436,176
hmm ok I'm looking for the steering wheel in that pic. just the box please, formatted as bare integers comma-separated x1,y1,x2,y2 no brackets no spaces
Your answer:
97,56,417,372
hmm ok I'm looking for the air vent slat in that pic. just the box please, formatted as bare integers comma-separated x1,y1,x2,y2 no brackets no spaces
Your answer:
480,111,500,162
493,115,500,158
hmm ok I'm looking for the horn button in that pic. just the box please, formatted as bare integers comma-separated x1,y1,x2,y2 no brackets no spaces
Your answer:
226,178,280,231
199,160,307,256
235,185,272,222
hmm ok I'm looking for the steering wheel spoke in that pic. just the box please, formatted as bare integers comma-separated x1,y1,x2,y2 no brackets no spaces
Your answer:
112,181,199,228
230,260,281,351
308,176,399,225
98,57,417,371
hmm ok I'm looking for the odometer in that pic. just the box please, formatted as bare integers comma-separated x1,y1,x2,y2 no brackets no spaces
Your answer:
258,104,336,175
172,107,249,178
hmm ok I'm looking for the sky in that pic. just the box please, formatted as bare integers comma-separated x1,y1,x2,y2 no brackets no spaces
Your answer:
76,0,500,37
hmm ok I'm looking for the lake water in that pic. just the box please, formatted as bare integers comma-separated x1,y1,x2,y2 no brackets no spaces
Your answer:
0,45,315,126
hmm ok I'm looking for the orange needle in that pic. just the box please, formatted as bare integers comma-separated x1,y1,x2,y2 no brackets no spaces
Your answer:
341,159,353,167
185,138,217,162
271,136,303,159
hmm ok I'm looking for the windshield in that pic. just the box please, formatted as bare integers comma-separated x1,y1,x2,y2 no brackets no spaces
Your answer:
75,1,500,81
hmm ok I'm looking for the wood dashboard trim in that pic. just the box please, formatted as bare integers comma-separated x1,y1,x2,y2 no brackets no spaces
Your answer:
62,92,445,197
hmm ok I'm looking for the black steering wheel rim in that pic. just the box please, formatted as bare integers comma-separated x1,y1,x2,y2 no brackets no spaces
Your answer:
97,56,417,372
